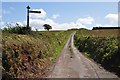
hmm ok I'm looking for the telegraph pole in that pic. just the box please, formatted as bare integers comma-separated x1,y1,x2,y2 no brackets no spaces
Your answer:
26,6,41,28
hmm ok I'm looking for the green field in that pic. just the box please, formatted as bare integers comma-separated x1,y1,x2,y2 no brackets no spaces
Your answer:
74,29,120,77
2,30,73,78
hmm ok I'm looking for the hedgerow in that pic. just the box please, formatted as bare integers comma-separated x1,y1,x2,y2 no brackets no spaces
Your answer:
74,29,120,77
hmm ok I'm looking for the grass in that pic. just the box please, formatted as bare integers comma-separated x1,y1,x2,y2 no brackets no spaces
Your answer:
2,30,73,78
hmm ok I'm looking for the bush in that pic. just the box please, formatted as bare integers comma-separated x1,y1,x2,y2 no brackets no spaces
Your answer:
74,29,120,77
2,23,31,34
2,30,73,78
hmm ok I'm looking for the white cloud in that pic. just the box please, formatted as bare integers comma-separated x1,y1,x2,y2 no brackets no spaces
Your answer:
28,17,94,30
29,19,45,30
29,9,47,19
0,21,5,29
105,13,118,23
52,14,60,19
76,17,94,25
95,24,117,27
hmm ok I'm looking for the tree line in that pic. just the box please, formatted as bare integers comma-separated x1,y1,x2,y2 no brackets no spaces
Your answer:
92,27,120,30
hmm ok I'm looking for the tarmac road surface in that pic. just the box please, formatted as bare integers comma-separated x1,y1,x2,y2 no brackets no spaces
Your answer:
47,32,119,78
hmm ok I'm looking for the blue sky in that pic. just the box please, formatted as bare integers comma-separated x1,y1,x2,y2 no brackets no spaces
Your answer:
1,2,118,30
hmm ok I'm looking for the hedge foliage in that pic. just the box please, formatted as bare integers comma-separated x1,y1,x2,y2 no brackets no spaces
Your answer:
2,23,31,34
2,30,73,78
74,29,120,76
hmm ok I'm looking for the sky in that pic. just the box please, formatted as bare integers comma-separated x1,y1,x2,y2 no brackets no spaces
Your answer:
1,2,118,30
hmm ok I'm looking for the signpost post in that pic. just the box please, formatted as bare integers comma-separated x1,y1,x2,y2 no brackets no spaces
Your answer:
26,6,41,28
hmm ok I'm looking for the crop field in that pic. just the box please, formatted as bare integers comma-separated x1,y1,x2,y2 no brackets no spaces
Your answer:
2,30,73,78
74,29,120,77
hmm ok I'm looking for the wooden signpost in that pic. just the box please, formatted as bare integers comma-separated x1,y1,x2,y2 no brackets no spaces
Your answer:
26,6,41,28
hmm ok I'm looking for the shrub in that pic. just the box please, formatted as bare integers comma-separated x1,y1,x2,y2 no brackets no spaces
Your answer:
74,29,120,77
2,23,31,34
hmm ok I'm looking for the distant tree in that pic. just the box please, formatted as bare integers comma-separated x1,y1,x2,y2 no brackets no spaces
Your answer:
35,28,38,32
43,24,52,31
